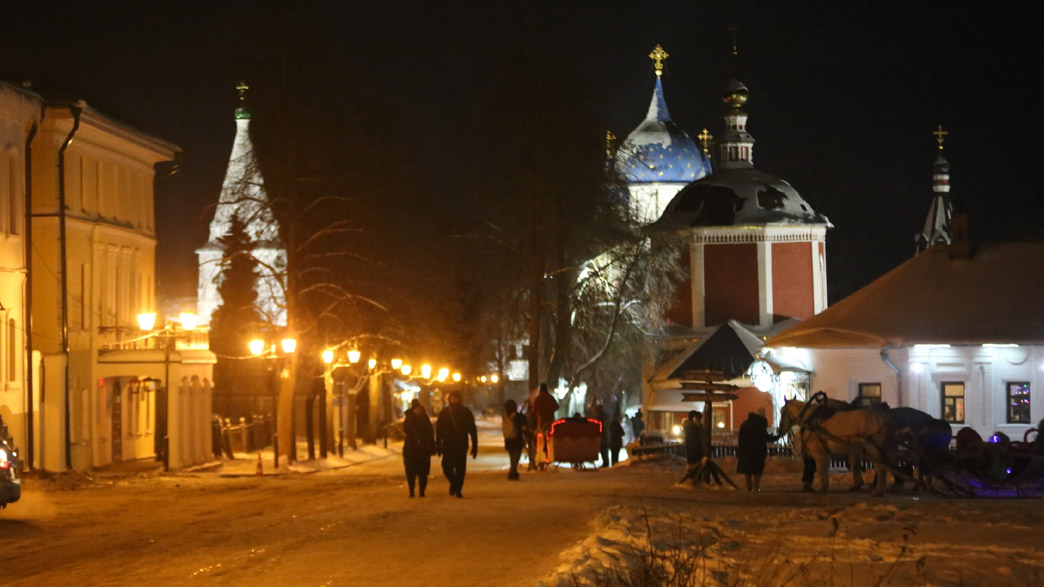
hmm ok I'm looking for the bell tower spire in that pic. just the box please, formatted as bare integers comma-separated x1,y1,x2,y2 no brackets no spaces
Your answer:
916,125,954,254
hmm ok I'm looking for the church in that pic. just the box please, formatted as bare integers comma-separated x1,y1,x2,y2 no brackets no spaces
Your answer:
615,46,831,435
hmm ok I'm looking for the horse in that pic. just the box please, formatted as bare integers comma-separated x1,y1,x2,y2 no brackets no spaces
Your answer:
780,396,891,496
883,407,952,489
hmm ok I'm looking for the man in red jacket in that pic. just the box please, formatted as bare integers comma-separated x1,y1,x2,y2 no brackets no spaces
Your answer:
532,383,559,470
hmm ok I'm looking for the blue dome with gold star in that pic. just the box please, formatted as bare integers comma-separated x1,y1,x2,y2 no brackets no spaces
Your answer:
614,77,711,185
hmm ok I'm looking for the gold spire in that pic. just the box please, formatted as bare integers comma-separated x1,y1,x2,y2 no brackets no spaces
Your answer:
236,81,249,101
649,44,669,77
727,23,740,57
933,124,949,150
697,128,714,157
605,130,617,159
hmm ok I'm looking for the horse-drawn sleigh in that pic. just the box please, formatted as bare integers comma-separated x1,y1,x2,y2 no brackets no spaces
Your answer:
779,392,1044,498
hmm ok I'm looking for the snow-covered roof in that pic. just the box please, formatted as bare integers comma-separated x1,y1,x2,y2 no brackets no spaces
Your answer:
613,77,711,185
654,168,831,229
766,242,1044,348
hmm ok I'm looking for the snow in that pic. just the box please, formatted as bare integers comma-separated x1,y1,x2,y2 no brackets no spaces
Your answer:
5,425,1044,586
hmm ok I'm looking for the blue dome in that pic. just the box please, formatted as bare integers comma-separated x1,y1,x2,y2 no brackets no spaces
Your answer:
614,78,711,184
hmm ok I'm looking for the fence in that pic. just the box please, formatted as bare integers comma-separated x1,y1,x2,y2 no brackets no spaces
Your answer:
213,414,273,458
631,441,876,471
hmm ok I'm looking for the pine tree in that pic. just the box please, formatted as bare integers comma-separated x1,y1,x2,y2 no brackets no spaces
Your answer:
210,213,261,356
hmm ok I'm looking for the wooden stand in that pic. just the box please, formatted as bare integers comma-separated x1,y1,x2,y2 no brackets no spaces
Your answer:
677,372,738,488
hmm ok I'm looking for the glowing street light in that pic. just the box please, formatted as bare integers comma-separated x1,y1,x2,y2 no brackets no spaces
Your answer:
401,364,412,376
452,372,461,383
322,349,335,364
421,364,432,379
137,312,157,331
437,367,449,382
180,312,199,331
348,349,361,364
281,338,297,354
248,339,266,356
367,358,377,369
491,374,499,384
391,358,403,370
479,375,487,383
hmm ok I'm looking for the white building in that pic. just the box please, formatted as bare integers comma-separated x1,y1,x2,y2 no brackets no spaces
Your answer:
765,239,1044,439
196,85,286,327
0,80,216,472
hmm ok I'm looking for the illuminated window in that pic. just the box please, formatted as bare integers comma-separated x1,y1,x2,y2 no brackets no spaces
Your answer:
858,383,882,405
942,382,965,424
1006,382,1030,424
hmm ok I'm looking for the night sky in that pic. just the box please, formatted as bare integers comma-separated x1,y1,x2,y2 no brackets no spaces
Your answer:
3,1,1040,306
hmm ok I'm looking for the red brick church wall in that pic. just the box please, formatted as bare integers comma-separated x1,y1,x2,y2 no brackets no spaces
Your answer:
704,243,759,325
771,242,814,322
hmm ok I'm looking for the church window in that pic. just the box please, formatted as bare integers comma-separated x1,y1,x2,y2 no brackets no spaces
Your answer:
858,383,882,405
1006,382,1030,424
741,147,749,160
729,147,738,161
941,382,965,423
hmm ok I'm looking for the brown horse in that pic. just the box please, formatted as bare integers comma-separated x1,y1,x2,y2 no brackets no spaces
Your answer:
780,397,891,496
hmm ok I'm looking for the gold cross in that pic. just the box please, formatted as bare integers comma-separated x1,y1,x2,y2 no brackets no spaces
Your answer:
697,128,713,155
605,130,616,158
236,81,249,101
649,44,669,77
933,124,948,150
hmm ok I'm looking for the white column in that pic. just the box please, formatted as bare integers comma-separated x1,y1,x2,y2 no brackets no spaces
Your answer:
757,240,773,328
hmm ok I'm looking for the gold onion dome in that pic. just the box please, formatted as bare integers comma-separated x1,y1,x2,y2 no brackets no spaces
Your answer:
722,78,749,108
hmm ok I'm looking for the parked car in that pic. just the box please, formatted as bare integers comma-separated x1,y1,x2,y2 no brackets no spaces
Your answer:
0,417,20,511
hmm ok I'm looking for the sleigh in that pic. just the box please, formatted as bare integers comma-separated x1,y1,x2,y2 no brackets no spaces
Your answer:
926,427,1044,498
548,417,602,470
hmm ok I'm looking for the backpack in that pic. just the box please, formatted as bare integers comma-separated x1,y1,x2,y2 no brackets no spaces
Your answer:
502,413,519,439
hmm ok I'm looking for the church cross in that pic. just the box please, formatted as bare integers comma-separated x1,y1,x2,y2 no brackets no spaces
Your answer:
697,128,714,155
933,124,948,150
236,81,249,101
649,44,669,77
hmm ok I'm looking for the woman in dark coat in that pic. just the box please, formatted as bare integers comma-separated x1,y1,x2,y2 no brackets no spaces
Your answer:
609,413,625,466
737,408,778,492
403,399,435,497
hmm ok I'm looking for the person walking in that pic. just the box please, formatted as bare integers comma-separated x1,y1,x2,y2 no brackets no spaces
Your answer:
521,399,538,471
592,403,610,467
532,383,559,470
632,409,645,445
436,390,478,498
609,413,625,466
737,408,778,492
502,399,529,480
683,411,704,466
402,399,435,497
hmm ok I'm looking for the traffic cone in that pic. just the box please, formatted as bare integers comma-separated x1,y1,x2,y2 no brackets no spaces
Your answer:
255,454,263,476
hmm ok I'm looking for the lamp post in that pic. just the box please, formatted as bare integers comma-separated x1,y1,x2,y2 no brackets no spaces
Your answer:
138,312,198,471
249,336,296,468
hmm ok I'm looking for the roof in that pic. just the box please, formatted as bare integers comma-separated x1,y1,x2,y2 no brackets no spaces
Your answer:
650,320,766,385
613,77,711,184
766,242,1044,348
654,168,831,229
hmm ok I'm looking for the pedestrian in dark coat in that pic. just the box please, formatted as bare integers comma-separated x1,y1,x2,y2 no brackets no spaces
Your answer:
592,403,611,467
402,399,435,497
682,411,704,465
521,399,538,471
609,413,625,466
737,408,779,491
532,383,559,470
436,390,478,498
502,399,529,480
632,409,645,445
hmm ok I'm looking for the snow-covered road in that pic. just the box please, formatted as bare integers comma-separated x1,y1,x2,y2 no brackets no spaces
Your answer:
4,429,1044,586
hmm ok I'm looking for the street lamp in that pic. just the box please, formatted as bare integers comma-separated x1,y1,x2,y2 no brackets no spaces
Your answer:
437,367,449,382
281,338,297,354
322,349,335,365
452,372,462,383
390,358,402,370
249,339,266,356
491,374,500,384
421,364,432,379
180,312,199,331
401,364,412,376
367,358,377,369
137,313,156,331
348,349,361,364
